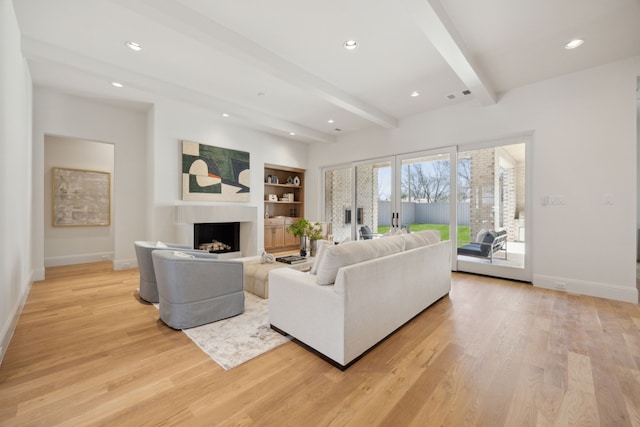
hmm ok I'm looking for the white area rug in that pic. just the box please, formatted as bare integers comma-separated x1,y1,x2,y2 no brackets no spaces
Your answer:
180,292,290,370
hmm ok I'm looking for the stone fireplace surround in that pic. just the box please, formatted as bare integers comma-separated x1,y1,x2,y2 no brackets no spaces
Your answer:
175,205,258,257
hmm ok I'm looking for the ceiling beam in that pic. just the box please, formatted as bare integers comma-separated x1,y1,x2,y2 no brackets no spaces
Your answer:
21,37,335,144
407,0,497,106
109,0,398,129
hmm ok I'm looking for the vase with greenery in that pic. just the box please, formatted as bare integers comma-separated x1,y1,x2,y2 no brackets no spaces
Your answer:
287,219,323,256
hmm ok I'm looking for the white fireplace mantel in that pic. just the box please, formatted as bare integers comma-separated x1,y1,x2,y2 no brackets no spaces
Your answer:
174,205,258,256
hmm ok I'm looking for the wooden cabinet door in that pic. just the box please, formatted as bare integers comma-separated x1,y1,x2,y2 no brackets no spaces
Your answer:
264,226,285,251
284,229,298,247
264,226,275,251
273,226,285,249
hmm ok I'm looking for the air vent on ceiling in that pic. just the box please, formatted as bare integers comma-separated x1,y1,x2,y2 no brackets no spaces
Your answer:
446,90,472,100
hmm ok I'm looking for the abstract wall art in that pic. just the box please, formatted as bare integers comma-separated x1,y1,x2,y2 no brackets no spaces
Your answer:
182,140,250,201
52,167,111,226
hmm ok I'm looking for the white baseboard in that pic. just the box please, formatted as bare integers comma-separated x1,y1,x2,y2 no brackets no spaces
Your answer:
44,252,114,267
533,274,639,303
0,279,32,366
113,258,137,270
31,267,45,282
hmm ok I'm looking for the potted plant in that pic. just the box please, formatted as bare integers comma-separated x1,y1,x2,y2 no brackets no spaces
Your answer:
287,219,323,256
306,222,324,257
287,219,311,256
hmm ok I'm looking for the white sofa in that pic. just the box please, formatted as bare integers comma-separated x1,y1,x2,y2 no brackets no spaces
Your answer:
268,230,451,369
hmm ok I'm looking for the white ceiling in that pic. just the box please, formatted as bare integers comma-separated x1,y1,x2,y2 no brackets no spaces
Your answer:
13,0,640,144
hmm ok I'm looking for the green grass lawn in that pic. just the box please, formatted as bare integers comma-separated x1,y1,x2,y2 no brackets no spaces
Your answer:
377,224,470,247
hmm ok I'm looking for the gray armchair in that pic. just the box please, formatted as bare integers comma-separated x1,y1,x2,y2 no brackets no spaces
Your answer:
151,250,244,329
134,241,193,303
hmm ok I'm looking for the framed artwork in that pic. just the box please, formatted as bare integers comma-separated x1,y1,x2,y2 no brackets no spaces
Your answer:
182,140,250,201
52,167,111,226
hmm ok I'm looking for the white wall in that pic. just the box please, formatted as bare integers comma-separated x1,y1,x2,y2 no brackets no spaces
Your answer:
636,82,640,265
151,100,308,254
0,0,33,362
33,88,148,272
308,57,640,303
31,92,309,273
44,135,115,266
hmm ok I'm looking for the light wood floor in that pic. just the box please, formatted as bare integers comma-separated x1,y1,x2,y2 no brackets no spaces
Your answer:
1,263,639,426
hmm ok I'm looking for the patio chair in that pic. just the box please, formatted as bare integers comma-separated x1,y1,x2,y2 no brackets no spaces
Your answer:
457,229,507,263
359,225,382,240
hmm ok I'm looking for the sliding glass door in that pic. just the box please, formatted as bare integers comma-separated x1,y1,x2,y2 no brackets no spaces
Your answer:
397,148,456,256
324,148,456,247
321,138,531,282
456,140,530,281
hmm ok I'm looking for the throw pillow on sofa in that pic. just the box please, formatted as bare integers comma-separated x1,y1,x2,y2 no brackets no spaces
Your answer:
402,230,440,249
315,235,405,285
310,239,333,275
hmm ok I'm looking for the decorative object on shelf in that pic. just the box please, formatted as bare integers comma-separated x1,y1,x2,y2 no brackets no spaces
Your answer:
52,167,111,226
282,193,294,202
293,176,300,186
289,208,296,217
181,140,250,202
268,194,278,201
287,176,293,184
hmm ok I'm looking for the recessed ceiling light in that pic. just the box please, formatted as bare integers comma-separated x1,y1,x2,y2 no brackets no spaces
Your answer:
125,41,142,51
111,81,123,88
328,119,335,124
289,132,296,136
564,39,584,49
222,113,230,118
343,40,358,50
410,91,420,97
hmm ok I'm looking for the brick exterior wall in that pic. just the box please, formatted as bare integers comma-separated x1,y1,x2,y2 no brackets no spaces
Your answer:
324,165,380,241
324,167,351,241
502,166,517,240
467,148,525,243
356,164,378,236
468,148,497,241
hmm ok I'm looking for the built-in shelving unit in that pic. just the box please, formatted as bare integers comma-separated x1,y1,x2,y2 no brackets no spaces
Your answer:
264,163,305,252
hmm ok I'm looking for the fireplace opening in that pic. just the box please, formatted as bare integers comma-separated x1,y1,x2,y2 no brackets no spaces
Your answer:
194,222,240,254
